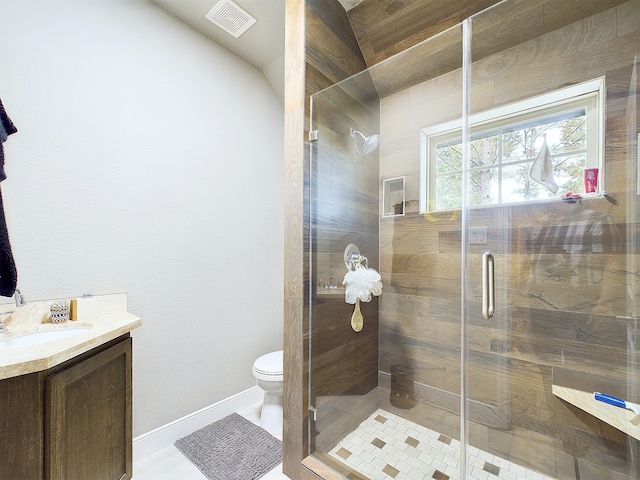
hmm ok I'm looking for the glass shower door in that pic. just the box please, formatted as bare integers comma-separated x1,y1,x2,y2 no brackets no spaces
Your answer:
308,68,382,459
464,1,640,478
308,23,468,478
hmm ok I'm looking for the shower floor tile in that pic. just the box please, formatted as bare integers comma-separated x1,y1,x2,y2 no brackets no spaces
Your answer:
327,409,556,480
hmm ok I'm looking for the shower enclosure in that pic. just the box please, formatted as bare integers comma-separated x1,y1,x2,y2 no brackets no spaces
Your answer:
307,0,639,478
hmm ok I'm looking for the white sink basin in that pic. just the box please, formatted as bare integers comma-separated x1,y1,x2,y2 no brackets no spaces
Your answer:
0,327,91,350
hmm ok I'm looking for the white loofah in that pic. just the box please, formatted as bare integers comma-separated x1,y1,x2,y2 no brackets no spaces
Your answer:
342,265,383,304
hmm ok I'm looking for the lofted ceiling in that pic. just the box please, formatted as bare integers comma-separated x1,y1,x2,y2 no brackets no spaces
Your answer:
150,0,371,102
151,0,287,101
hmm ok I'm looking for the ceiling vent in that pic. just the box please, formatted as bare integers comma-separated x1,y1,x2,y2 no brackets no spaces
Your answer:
205,0,257,38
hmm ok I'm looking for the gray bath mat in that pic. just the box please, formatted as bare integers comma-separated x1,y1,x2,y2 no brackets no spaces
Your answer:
174,413,282,480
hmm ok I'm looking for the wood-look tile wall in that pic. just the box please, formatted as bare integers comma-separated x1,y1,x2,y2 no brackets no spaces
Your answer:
283,0,307,478
346,0,500,67
379,0,640,476
284,1,370,478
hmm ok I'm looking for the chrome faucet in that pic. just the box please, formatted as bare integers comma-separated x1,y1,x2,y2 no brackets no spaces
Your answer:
14,288,26,307
0,310,14,332
0,289,25,332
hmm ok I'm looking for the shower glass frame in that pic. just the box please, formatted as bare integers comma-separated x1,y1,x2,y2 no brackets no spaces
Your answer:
307,0,640,478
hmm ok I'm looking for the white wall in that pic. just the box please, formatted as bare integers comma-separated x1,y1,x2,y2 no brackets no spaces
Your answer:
0,0,284,436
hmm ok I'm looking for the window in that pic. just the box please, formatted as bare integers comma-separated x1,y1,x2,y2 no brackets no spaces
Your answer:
420,79,604,212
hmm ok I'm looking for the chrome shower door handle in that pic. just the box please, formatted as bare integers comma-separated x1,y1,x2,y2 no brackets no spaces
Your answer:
482,251,495,320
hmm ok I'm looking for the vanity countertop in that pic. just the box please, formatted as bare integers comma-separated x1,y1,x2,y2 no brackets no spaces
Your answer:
0,293,141,380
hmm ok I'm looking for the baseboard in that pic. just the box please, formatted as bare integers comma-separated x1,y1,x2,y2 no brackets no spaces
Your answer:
133,386,263,465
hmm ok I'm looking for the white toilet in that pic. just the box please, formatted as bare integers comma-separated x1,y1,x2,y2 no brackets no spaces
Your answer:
252,350,284,436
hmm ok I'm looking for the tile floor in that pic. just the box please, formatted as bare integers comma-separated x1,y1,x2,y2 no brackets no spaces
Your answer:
133,403,290,480
328,409,557,480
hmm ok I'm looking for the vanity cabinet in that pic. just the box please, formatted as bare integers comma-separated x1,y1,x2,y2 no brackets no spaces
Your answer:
0,335,132,480
0,369,45,479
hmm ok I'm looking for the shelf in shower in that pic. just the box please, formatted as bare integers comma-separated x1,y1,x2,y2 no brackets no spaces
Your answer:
552,385,640,441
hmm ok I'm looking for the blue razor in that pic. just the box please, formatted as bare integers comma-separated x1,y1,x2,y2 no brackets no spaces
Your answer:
594,392,640,415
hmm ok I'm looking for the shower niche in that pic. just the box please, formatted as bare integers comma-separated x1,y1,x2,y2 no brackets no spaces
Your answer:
382,177,405,217
315,266,344,296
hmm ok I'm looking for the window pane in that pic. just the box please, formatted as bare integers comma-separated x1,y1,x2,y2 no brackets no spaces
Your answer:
503,116,586,164
436,144,462,174
436,174,462,209
503,130,535,162
552,153,586,192
502,164,555,202
470,135,499,169
552,117,586,154
501,153,586,203
470,168,498,206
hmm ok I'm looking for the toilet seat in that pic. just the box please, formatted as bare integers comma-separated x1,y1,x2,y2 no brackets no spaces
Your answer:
252,350,283,381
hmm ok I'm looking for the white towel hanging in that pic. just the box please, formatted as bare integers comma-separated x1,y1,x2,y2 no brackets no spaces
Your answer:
529,136,558,194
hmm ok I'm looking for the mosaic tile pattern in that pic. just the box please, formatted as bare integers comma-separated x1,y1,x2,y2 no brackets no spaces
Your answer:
328,409,556,480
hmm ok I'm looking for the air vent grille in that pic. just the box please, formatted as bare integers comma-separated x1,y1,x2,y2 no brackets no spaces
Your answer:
205,0,257,38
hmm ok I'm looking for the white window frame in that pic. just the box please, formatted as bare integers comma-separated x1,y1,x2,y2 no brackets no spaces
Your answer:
419,78,605,213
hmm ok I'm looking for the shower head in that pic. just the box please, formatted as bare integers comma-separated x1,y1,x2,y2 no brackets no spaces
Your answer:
350,128,380,155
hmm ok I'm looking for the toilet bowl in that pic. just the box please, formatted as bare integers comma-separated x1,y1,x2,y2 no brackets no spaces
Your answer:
252,350,283,436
